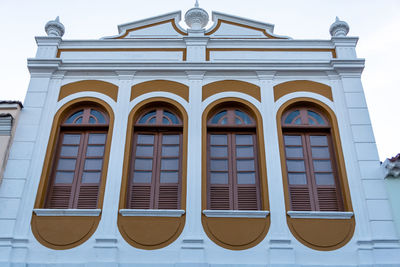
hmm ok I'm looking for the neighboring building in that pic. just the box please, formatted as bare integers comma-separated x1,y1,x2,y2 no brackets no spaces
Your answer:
0,3,399,266
382,154,400,237
0,101,22,183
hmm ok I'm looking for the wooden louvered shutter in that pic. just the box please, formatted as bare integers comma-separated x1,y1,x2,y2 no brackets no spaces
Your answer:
306,134,343,211
75,132,107,209
234,134,260,210
129,133,156,209
46,132,83,208
155,133,181,209
208,134,232,210
284,134,313,211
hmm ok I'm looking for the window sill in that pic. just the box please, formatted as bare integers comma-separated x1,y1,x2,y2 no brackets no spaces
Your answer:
33,209,101,217
287,211,354,219
202,210,270,218
119,209,185,217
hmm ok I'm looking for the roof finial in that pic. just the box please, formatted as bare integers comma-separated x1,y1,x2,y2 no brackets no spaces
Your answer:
195,0,199,7
329,16,349,37
185,0,209,30
45,16,65,37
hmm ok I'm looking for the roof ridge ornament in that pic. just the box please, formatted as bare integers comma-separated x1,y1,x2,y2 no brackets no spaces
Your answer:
185,0,209,30
45,16,65,37
329,16,349,37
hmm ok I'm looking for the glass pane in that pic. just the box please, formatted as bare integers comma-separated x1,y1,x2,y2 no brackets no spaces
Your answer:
75,118,83,124
63,134,81,145
210,159,228,171
286,160,305,172
237,172,255,184
86,145,105,157
57,159,76,171
309,135,328,146
235,135,253,145
311,147,330,158
88,133,106,144
236,146,254,157
284,110,299,124
162,135,179,144
60,146,79,157
308,110,325,125
162,145,179,157
210,135,227,145
161,159,179,170
89,117,96,123
221,118,228,125
235,118,242,125
237,160,255,171
134,159,153,170
65,110,83,124
163,111,179,124
210,172,228,184
55,171,74,184
84,159,103,170
160,171,178,183
210,146,228,157
315,173,335,185
90,110,106,123
288,173,307,185
138,110,156,124
137,134,154,144
82,172,101,183
133,171,152,183
308,118,316,125
313,160,332,172
294,118,301,124
149,117,156,124
285,147,303,158
211,110,227,124
136,145,154,157
284,135,302,146
162,117,170,124
235,110,252,124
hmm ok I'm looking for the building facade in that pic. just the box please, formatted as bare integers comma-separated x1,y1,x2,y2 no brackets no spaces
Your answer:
0,4,399,266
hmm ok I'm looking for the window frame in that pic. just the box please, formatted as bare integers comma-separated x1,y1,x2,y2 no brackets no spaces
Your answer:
282,106,344,212
206,107,261,211
44,106,109,209
127,107,183,210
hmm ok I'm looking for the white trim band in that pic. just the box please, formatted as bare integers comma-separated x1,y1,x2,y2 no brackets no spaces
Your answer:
287,211,354,219
33,209,101,216
203,210,269,218
119,209,185,217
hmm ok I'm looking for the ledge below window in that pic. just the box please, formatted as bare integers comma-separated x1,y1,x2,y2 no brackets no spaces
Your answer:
33,209,101,217
287,211,354,219
119,209,185,217
202,210,270,218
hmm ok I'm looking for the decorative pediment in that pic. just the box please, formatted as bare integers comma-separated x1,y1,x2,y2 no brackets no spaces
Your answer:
205,11,290,39
104,11,187,39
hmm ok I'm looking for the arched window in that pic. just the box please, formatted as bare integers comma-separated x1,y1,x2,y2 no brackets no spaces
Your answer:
128,107,183,209
207,107,261,210
45,107,109,209
282,107,344,211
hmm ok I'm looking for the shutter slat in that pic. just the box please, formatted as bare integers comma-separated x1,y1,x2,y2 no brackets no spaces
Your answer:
210,186,230,210
317,187,339,211
289,186,312,211
158,185,179,209
130,185,151,209
77,185,99,209
47,186,72,209
237,186,258,210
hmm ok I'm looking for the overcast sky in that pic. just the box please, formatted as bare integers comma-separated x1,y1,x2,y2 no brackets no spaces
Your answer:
0,0,399,160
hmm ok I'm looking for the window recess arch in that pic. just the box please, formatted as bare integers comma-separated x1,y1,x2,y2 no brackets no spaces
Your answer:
277,98,354,251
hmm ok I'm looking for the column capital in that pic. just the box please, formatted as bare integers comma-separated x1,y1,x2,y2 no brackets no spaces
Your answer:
186,71,206,80
116,71,136,80
256,71,276,81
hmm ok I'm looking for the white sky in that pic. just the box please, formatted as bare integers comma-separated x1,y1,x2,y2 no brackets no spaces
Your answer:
0,0,399,160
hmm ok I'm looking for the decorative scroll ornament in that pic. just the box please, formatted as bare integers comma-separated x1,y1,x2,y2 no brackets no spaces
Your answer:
383,154,400,178
45,16,65,37
329,16,349,37
184,0,209,30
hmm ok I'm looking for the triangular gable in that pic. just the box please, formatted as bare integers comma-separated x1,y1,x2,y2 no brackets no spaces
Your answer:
103,11,187,39
205,11,290,39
